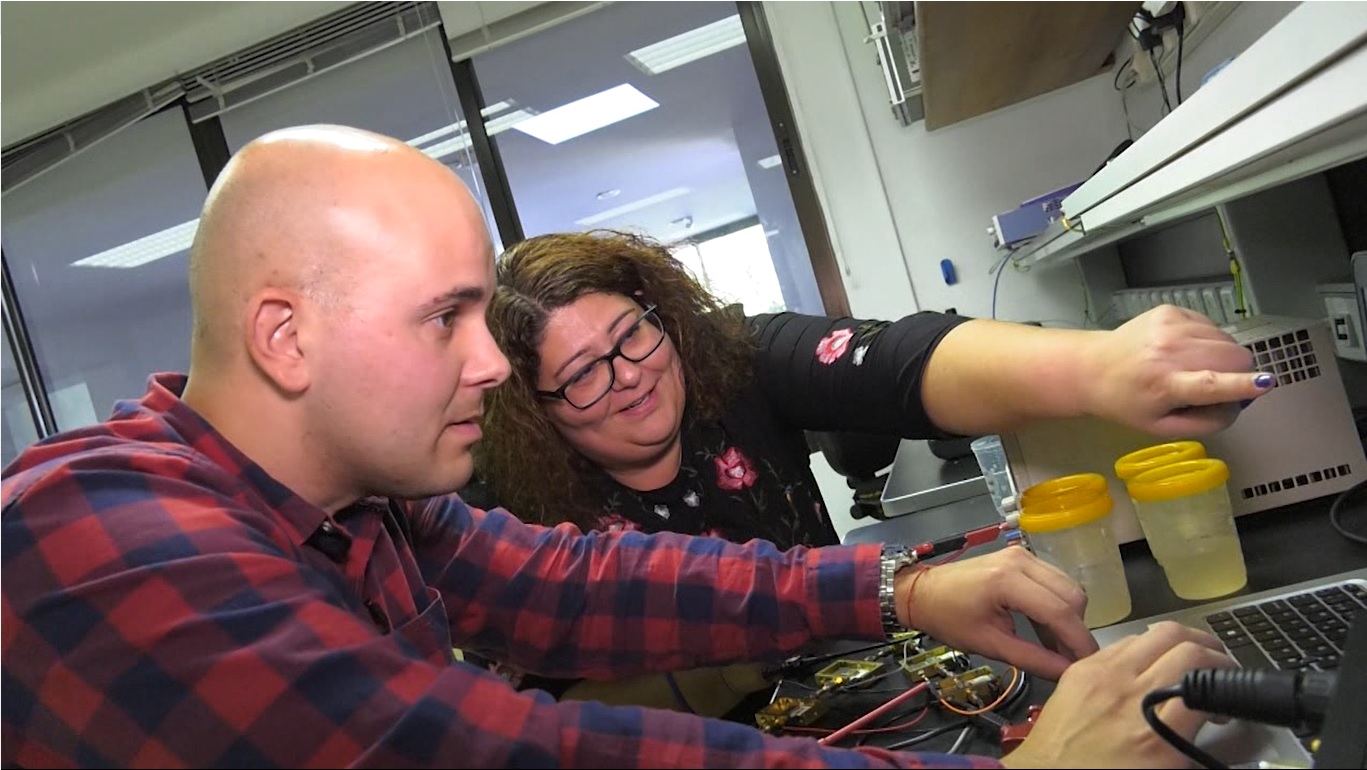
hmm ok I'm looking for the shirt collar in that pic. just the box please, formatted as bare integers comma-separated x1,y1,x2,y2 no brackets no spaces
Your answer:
133,372,333,547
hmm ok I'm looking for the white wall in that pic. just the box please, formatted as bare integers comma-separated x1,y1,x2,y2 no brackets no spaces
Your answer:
765,2,1130,327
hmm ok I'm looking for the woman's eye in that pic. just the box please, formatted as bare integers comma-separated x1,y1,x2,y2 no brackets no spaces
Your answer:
566,367,592,387
434,310,458,329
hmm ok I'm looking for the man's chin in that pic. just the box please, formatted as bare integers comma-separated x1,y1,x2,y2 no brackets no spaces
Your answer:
393,461,473,500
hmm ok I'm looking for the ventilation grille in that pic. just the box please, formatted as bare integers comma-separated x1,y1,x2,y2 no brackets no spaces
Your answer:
1240,464,1354,500
2,83,184,194
181,2,442,122
1245,328,1322,388
3,2,441,191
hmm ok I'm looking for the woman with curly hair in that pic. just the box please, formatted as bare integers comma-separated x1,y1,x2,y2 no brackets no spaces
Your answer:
478,229,1259,550
478,229,930,549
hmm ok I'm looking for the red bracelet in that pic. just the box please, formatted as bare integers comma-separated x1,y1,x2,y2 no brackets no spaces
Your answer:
902,564,932,629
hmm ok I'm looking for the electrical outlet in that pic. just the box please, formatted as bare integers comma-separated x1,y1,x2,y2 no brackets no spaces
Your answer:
1151,1,1238,85
1124,2,1236,92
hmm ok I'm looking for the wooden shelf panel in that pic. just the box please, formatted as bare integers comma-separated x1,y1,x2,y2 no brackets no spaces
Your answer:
916,1,1139,130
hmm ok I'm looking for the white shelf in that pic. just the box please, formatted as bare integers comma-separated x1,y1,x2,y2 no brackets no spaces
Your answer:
1011,217,1144,268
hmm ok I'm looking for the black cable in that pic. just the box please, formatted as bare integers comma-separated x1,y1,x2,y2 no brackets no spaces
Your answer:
1180,668,1338,732
999,669,1030,712
1150,49,1173,114
884,720,972,751
1330,477,1367,546
1175,24,1186,105
1113,57,1136,91
1141,688,1228,769
664,672,696,714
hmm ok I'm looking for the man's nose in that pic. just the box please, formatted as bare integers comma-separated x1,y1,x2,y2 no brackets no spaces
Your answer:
467,326,511,387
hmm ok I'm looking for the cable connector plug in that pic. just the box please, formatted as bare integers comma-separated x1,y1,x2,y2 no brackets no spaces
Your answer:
1181,668,1338,733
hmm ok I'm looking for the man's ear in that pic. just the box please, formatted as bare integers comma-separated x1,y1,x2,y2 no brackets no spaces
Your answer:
245,289,310,394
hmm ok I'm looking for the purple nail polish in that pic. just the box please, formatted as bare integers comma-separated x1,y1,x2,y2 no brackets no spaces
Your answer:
1254,373,1274,389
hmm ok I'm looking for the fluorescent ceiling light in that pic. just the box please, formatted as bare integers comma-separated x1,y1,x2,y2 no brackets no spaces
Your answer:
576,187,690,227
626,15,745,75
757,154,782,170
71,218,200,269
408,101,515,147
512,84,658,145
418,109,536,161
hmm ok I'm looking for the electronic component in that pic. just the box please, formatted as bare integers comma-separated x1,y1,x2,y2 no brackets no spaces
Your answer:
813,659,883,687
755,696,829,732
901,645,970,682
988,181,1084,250
934,665,1001,707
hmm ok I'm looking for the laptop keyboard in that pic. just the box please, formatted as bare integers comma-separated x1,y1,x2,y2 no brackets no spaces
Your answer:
1204,582,1365,671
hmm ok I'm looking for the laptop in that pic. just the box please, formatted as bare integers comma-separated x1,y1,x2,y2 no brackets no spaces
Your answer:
1091,567,1367,768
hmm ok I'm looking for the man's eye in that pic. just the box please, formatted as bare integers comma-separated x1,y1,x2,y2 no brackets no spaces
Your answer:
434,310,459,329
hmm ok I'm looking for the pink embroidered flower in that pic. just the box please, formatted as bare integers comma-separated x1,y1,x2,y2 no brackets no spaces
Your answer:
815,328,855,365
596,513,640,533
714,447,759,491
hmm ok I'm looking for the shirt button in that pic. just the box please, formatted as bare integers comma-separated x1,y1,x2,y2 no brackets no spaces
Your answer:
366,601,391,633
320,521,336,534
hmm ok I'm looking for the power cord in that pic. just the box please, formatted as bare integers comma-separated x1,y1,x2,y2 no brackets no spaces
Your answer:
1141,687,1229,769
1142,667,1341,770
1330,477,1367,546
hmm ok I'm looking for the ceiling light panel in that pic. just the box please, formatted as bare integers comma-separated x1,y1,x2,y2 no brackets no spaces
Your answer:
626,15,746,75
70,219,200,269
511,84,658,145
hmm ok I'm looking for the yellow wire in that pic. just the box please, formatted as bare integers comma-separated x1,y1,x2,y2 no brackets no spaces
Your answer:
1214,209,1247,316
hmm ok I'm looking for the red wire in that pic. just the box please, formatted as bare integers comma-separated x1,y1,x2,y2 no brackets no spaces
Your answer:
783,706,929,736
817,681,930,746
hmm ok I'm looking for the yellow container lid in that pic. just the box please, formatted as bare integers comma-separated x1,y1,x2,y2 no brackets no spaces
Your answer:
1127,458,1230,502
1114,441,1207,480
1019,474,1113,533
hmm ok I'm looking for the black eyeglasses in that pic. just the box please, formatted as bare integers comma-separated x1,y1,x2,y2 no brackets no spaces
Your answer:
537,305,666,410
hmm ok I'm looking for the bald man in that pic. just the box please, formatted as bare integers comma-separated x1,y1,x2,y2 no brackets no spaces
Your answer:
2,126,1233,769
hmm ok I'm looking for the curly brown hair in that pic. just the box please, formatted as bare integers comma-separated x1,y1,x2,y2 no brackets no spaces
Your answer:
478,230,757,530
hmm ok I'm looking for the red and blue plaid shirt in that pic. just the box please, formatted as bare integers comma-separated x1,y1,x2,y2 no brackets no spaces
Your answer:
2,374,997,769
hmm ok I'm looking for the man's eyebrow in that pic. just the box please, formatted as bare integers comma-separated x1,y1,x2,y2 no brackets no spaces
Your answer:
419,286,486,313
552,307,637,379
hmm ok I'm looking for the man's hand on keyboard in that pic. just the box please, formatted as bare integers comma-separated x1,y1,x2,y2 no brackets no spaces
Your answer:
1000,621,1237,768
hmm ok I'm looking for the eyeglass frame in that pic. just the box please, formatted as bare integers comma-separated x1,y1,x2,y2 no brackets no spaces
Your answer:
535,304,666,410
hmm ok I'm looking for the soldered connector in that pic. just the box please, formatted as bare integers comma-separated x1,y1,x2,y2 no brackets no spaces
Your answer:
935,665,1001,707
755,696,829,732
902,645,971,682
813,659,883,688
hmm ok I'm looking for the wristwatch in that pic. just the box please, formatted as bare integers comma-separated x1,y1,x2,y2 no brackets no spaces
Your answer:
879,545,918,636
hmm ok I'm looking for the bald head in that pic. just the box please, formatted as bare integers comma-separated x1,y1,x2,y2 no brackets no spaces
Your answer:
187,125,486,370
179,124,510,510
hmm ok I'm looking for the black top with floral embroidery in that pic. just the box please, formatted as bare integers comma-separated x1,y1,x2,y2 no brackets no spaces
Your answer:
585,311,970,549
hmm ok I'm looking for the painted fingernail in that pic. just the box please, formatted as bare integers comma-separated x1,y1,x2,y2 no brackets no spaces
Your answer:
1239,399,1253,410
1254,373,1274,389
